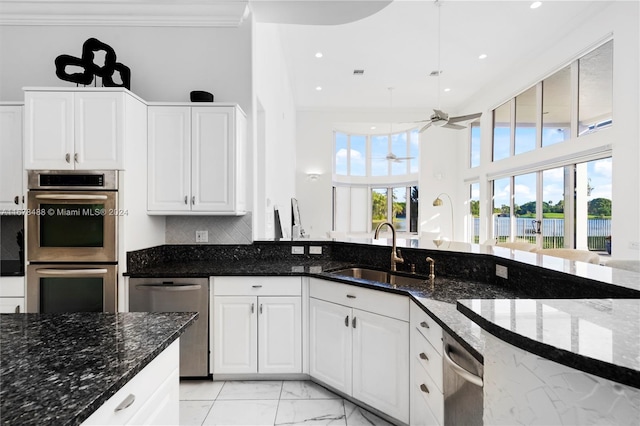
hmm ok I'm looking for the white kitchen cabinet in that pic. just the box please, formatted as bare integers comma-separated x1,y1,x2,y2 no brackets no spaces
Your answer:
147,104,247,215
309,278,409,424
24,88,143,170
82,339,179,425
0,276,25,313
212,277,301,375
0,104,24,211
410,301,444,425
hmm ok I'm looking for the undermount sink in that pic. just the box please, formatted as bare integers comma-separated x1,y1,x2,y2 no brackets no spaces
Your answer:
329,267,427,287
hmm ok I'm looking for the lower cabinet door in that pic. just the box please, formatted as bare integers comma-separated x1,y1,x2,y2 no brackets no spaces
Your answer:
352,309,409,424
258,296,302,374
213,296,257,374
309,297,352,394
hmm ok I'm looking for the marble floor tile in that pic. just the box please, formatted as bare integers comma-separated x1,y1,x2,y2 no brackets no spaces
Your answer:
216,380,283,400
281,381,338,400
180,400,214,426
275,399,346,425
180,380,225,400
202,399,279,425
343,400,393,426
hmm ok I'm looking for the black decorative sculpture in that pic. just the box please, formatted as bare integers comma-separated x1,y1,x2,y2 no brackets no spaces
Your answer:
55,38,131,89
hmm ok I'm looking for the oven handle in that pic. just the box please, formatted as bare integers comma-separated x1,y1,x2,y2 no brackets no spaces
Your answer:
35,268,109,275
443,345,484,387
35,194,109,200
135,284,202,291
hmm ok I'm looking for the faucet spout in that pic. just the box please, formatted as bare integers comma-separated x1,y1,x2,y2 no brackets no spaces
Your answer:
374,222,404,272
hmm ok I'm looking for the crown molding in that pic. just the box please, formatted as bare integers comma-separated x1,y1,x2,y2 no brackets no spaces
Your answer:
0,0,249,27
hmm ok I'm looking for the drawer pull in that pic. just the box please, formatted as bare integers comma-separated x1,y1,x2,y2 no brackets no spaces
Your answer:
419,352,429,361
345,315,349,327
420,384,430,394
420,321,430,329
252,285,263,288
114,394,136,412
346,294,356,299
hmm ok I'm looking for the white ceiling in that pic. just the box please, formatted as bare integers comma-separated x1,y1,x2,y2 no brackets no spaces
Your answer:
270,1,612,113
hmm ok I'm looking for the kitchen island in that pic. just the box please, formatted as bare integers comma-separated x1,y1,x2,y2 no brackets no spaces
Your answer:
0,312,197,426
457,298,640,425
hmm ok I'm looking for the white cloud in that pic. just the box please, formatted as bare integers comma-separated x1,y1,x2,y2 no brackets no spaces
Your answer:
593,158,612,178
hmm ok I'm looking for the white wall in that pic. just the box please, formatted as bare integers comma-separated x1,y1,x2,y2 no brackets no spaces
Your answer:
453,1,639,258
253,23,297,239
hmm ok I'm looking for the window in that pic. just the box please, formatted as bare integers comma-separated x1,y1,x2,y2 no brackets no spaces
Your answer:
333,129,420,234
470,121,481,168
468,183,480,243
490,157,611,251
492,40,613,159
335,129,419,177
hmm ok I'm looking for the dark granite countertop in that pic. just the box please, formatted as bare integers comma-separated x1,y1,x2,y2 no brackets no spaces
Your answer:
457,299,640,388
0,312,198,426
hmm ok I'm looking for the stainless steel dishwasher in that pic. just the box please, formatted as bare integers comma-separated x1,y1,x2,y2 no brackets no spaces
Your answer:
443,333,484,425
129,277,209,377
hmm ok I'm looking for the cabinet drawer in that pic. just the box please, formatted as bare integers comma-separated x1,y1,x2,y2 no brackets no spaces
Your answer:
412,354,444,425
310,278,408,321
411,302,443,354
411,380,441,426
412,329,443,393
83,340,179,425
213,276,301,296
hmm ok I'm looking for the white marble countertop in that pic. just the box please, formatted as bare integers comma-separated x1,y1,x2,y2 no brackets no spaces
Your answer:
456,298,640,388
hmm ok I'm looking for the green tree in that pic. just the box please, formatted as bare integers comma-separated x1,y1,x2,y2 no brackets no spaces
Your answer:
588,198,612,217
372,191,387,220
470,200,480,217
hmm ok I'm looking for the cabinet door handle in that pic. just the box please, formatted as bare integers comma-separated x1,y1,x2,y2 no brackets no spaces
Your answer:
352,317,357,328
65,153,71,163
420,384,430,394
13,196,19,205
419,352,429,361
345,315,349,327
346,294,356,299
74,153,79,163
192,196,196,205
420,321,430,329
251,303,255,314
15,305,20,313
259,304,263,314
114,394,136,412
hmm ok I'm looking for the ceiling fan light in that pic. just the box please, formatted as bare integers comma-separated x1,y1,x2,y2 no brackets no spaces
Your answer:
432,118,448,127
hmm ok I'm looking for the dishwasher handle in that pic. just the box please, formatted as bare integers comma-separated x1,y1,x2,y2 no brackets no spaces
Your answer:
135,283,202,292
443,345,484,387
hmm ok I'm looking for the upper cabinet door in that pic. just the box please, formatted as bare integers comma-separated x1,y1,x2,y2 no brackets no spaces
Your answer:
148,107,191,212
74,92,124,170
24,91,74,170
0,105,24,211
191,107,233,212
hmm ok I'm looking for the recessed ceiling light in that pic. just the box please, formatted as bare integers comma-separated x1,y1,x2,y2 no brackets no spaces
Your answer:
444,88,451,92
370,126,377,130
478,53,488,60
315,86,322,91
315,52,323,58
530,1,542,9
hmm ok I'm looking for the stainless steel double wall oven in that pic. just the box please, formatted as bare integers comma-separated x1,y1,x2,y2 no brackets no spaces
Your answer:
26,170,118,313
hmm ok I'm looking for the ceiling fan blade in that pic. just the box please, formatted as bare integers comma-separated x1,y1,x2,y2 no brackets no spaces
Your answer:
448,112,482,123
442,123,466,130
433,109,447,118
419,122,432,133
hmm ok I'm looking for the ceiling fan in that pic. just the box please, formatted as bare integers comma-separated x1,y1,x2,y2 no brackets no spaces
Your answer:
385,152,414,162
415,0,481,133
379,87,415,163
416,109,482,132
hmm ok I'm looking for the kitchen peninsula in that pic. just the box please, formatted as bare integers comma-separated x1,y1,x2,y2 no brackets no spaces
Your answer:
0,312,197,425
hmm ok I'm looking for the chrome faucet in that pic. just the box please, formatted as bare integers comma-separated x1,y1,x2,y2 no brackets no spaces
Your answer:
374,222,404,272
426,257,435,280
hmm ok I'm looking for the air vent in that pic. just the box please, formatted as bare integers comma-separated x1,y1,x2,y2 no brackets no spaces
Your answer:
429,70,442,77
353,69,365,75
